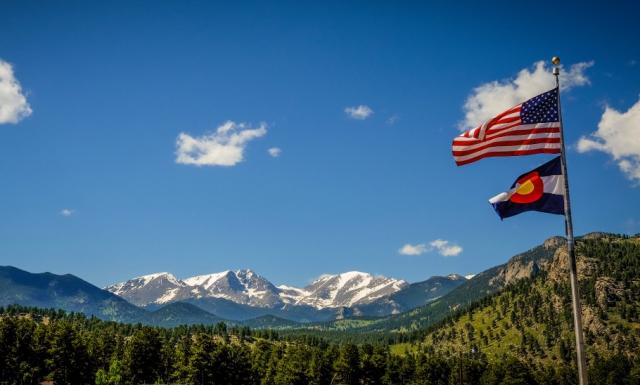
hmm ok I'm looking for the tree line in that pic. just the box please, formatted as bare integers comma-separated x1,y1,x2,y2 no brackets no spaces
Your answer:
1,305,639,385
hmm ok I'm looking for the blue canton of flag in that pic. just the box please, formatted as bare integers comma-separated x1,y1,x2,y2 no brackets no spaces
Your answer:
520,88,559,124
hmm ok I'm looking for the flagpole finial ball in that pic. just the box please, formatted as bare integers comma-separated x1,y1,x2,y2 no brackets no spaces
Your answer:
551,56,561,65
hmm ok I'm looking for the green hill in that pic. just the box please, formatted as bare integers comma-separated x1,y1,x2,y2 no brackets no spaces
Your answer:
402,233,640,379
240,314,301,329
145,302,224,327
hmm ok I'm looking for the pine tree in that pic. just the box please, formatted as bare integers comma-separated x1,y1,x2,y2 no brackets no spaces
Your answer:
273,344,310,385
333,344,361,385
49,320,93,385
121,327,162,384
187,333,217,385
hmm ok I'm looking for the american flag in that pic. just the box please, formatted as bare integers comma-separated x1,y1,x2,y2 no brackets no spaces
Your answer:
452,88,562,166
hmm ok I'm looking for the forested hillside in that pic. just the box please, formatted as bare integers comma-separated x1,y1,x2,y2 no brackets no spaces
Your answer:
409,233,640,383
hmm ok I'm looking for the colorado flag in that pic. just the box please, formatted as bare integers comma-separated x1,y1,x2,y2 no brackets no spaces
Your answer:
489,156,565,219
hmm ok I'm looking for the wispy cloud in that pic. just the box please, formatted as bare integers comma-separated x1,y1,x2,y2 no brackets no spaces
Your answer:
0,59,32,124
398,243,428,256
60,208,75,217
386,114,399,126
429,239,463,257
460,60,593,130
268,147,282,157
176,121,267,167
577,98,640,182
398,239,463,257
345,105,373,120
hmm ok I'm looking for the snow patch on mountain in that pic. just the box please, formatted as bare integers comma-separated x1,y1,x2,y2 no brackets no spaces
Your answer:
157,287,182,304
183,271,230,290
290,271,408,308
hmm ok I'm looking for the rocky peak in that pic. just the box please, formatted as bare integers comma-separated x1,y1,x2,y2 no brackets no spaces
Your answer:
234,269,279,292
446,273,466,281
489,238,566,289
542,236,566,250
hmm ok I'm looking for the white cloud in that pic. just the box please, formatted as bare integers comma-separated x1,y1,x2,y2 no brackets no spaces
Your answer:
386,114,399,125
398,243,427,256
345,105,373,120
398,239,463,257
176,121,267,167
0,59,32,124
577,99,640,182
268,147,282,157
429,239,463,257
460,60,593,130
60,209,74,217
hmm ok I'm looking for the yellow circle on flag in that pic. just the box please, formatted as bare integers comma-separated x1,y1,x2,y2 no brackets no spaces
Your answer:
516,180,535,195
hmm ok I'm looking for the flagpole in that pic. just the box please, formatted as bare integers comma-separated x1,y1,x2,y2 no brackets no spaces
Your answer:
553,56,588,385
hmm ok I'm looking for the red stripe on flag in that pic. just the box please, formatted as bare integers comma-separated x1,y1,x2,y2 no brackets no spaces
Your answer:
452,127,561,145
489,115,521,126
452,128,561,146
484,126,560,141
484,120,523,135
454,148,561,166
452,138,561,156
489,105,521,122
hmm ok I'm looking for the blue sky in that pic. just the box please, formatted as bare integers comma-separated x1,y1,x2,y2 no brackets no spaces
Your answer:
1,0,639,288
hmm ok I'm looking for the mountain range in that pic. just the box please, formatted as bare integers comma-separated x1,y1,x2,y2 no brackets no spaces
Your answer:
5,233,620,329
104,269,434,321
106,269,470,322
0,265,468,325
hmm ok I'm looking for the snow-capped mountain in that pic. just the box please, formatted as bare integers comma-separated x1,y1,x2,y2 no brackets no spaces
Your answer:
106,269,407,310
280,271,408,308
106,272,195,307
183,269,283,307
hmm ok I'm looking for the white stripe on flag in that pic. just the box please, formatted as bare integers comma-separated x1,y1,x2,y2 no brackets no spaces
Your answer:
542,174,564,195
454,142,562,163
489,175,565,204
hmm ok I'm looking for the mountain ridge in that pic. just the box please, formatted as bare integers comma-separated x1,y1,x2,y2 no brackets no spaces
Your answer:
105,269,412,313
0,265,146,323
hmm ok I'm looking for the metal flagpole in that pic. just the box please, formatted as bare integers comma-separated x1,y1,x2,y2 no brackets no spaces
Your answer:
552,56,588,385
